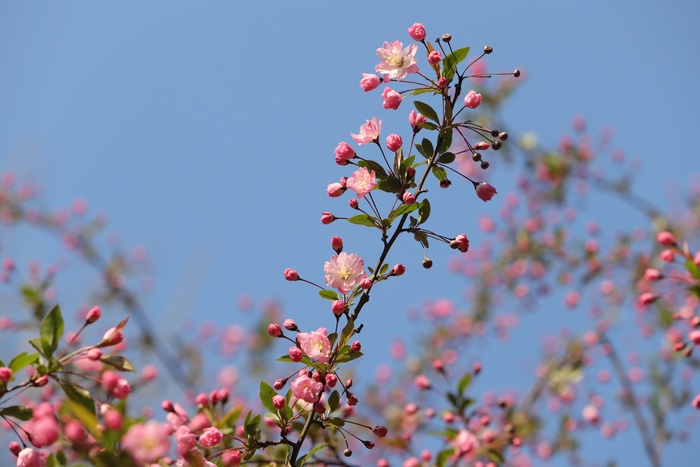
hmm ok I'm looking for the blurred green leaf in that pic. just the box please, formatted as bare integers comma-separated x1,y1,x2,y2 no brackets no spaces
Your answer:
0,405,33,421
9,352,39,374
259,381,278,414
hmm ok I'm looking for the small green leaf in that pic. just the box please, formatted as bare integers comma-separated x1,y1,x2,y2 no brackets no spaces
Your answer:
260,381,278,413
100,355,136,372
437,128,453,154
486,449,505,464
391,202,419,221
431,166,448,182
0,405,33,421
438,152,455,164
9,352,39,373
328,390,340,413
59,382,95,416
324,417,345,429
319,290,339,301
442,46,470,82
414,231,430,249
347,214,377,227
685,260,700,279
421,122,439,131
457,373,472,395
295,443,329,467
417,199,431,225
339,317,355,349
377,176,403,193
379,263,390,275
436,448,456,467
41,305,64,357
413,101,440,124
421,138,435,158
63,399,99,438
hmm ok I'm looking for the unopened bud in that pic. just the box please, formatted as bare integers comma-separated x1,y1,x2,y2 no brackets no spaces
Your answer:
484,45,493,54
441,33,451,43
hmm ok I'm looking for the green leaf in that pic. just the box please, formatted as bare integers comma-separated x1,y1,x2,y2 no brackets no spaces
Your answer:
406,87,436,97
438,152,455,164
437,128,453,154
379,263,390,275
339,317,355,349
442,46,470,82
421,122,439,131
259,381,278,414
347,214,377,227
40,305,64,357
417,199,431,225
390,202,420,221
63,399,99,438
413,101,440,124
0,405,33,421
100,355,136,372
436,448,456,467
414,231,430,249
324,417,345,429
421,138,435,158
9,352,39,373
400,155,416,176
457,373,472,395
319,289,339,301
220,405,243,429
685,260,700,280
328,390,340,413
486,449,505,464
431,166,448,182
59,382,95,416
295,443,329,467
377,176,403,193
244,412,261,437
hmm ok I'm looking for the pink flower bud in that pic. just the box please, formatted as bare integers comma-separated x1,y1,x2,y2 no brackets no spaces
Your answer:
351,341,362,353
161,400,174,412
321,212,336,224
283,319,298,331
428,51,442,65
349,199,359,209
284,268,299,281
656,231,676,246
273,379,286,390
438,77,448,88
464,90,482,109
87,348,103,361
406,167,416,179
289,347,303,362
693,394,700,409
391,264,406,276
474,141,490,150
407,23,426,41
327,182,346,197
689,330,700,345
639,292,656,306
582,405,599,424
331,299,345,316
325,373,337,388
402,192,415,205
272,395,286,409
643,268,662,281
386,134,402,152
660,249,674,262
414,374,431,390
267,323,283,338
33,375,48,387
335,142,355,161
475,182,497,201
346,378,353,388
408,110,427,132
451,234,470,253
360,73,381,92
199,427,223,448
0,367,12,383
373,425,388,437
102,327,123,347
195,393,209,406
331,236,343,254
86,305,101,324
360,278,372,289
9,441,21,456
381,87,402,110
347,393,358,406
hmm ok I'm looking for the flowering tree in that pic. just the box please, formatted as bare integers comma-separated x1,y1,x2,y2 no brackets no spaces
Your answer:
0,22,698,467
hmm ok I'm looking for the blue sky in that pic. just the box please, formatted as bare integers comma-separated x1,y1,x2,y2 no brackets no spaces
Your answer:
1,2,699,465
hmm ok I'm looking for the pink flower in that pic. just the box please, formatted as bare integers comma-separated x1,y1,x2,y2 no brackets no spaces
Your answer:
0,366,12,383
386,134,402,152
375,40,419,81
291,374,323,403
660,249,674,262
326,182,346,197
121,421,170,465
86,305,101,324
346,167,376,199
464,90,482,109
373,425,388,437
409,110,426,131
451,234,470,253
321,212,336,224
350,341,361,353
324,252,367,294
175,426,197,456
199,427,223,448
582,405,600,424
283,319,298,331
16,448,46,467
639,292,656,306
351,117,382,145
402,192,415,204
643,268,662,281
111,378,132,399
428,51,442,65
381,87,402,110
407,23,426,41
272,395,286,409
334,142,355,162
414,374,431,390
331,299,345,316
693,394,700,409
289,347,303,362
391,264,406,276
284,268,299,281
297,328,332,363
656,231,676,246
331,236,343,254
453,429,479,457
360,73,381,92
475,182,497,201
24,403,59,448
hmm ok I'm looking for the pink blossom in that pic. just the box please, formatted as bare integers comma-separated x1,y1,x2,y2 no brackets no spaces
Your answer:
325,373,338,387
289,347,303,362
222,450,242,466
284,268,299,281
475,182,497,201
267,323,282,338
428,51,442,65
464,90,482,109
103,409,123,430
331,236,343,254
391,264,406,276
407,23,426,41
331,299,345,316
16,448,46,467
659,249,674,262
0,366,12,383
360,73,381,92
121,421,170,464
409,110,427,131
375,40,419,81
199,427,223,448
453,429,479,457
297,328,332,363
101,327,123,347
334,141,355,165
351,117,382,145
272,395,286,409
86,305,101,324
689,330,700,345
324,252,367,294
438,77,448,88
175,426,197,456
582,405,600,424
451,234,470,253
643,268,662,281
414,374,431,390
346,167,376,199
402,192,415,204
326,182,346,197
291,374,323,403
111,378,132,399
381,87,402,110
656,231,676,246
283,319,298,331
321,212,336,224
386,134,402,152
351,341,362,353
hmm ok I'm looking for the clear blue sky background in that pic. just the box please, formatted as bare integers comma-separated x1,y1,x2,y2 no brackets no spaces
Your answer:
1,2,699,465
